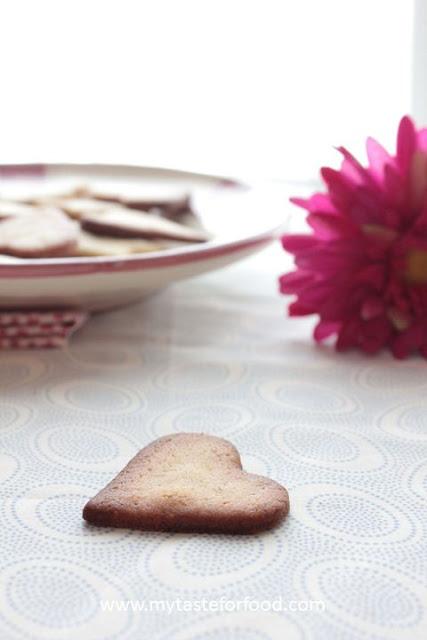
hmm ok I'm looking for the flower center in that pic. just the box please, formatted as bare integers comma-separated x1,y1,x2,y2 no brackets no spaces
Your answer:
405,249,427,284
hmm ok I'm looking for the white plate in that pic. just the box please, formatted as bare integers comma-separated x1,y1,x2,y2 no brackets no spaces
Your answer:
0,164,287,312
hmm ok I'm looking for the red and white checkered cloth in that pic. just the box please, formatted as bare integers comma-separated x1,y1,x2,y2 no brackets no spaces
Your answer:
0,310,88,349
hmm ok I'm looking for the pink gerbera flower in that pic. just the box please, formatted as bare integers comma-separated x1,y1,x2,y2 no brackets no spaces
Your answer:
280,116,427,359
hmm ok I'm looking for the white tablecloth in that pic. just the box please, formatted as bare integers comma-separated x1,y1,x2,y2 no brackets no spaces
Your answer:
1,243,426,640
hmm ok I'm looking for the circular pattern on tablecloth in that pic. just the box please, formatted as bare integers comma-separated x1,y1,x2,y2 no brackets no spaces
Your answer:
257,380,357,415
150,403,253,438
405,460,427,502
143,531,283,591
295,559,427,639
154,361,244,392
269,425,385,471
10,484,130,543
160,612,304,640
355,362,427,391
0,453,20,484
187,631,269,640
0,559,134,639
378,403,427,441
0,355,47,387
46,380,143,414
291,484,420,544
65,341,141,370
0,402,33,435
33,425,138,472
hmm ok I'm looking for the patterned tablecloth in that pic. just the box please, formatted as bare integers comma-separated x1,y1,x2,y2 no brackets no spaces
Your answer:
0,242,426,640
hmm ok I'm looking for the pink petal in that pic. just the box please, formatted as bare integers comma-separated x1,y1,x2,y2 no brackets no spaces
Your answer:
396,115,417,174
383,164,406,212
409,150,427,210
313,320,341,342
281,234,319,253
354,264,386,289
307,212,356,239
294,253,351,274
293,281,336,306
304,193,336,213
366,136,392,183
359,316,392,354
337,146,376,188
288,301,316,316
340,159,363,185
347,186,383,224
293,240,363,274
412,205,427,234
360,339,384,355
319,287,364,321
290,193,338,215
391,325,424,359
289,196,311,210
320,167,354,209
322,166,383,225
360,297,384,320
336,319,361,351
417,128,427,153
279,270,313,294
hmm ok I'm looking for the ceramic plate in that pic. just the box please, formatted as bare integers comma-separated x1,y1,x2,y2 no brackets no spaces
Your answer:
0,164,287,312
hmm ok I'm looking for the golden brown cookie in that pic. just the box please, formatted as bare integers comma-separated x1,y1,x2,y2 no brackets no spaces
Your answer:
88,187,191,217
81,208,209,242
0,208,79,258
74,231,168,256
83,433,289,534
0,201,36,219
56,198,119,220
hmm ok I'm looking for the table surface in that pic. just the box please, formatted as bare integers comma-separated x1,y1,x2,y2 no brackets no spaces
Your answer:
1,243,426,640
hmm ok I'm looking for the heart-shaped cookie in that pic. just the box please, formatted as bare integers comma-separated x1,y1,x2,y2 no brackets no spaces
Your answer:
83,433,289,534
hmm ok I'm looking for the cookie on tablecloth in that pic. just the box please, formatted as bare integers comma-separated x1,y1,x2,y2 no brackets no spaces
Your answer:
83,433,289,534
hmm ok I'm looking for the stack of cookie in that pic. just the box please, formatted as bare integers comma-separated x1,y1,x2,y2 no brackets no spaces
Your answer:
0,186,210,259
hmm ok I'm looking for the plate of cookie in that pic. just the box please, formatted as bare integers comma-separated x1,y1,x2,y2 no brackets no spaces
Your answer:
0,164,286,312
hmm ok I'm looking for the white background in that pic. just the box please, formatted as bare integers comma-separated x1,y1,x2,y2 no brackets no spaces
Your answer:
0,0,415,181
